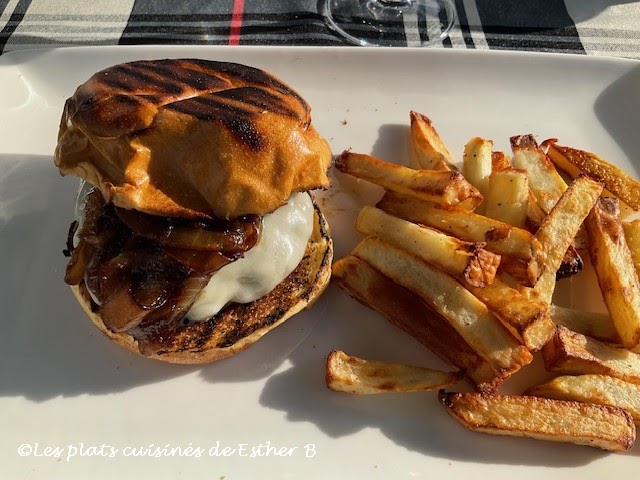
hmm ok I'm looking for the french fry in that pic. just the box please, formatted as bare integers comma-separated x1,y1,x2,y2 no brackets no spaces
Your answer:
439,390,636,452
520,184,585,279
358,208,553,350
530,176,603,304
355,206,500,288
377,191,544,287
325,350,462,394
484,168,528,228
463,137,493,203
358,198,550,349
525,374,640,425
545,140,640,211
525,190,547,230
331,255,504,392
335,151,482,209
542,326,640,384
524,193,584,280
511,134,567,214
466,278,555,351
525,197,584,280
622,218,640,280
409,111,456,171
550,305,619,344
491,151,511,172
519,167,588,260
513,135,597,251
586,197,640,350
351,237,532,376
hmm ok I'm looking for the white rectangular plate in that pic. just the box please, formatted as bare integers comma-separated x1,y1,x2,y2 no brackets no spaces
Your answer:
1,46,639,480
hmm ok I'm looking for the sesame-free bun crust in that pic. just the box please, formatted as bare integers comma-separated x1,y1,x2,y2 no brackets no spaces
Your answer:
55,59,332,219
70,202,332,364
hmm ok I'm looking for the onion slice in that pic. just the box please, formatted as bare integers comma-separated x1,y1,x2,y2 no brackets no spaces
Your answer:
115,207,262,253
64,239,92,285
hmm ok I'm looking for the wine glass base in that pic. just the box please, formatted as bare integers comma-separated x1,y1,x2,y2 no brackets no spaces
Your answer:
324,0,456,47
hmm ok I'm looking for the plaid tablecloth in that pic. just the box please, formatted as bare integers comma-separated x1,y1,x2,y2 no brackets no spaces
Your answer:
0,0,638,59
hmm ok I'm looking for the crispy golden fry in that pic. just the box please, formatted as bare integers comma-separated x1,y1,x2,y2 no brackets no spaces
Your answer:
511,134,567,214
355,206,499,288
377,191,544,287
409,111,456,171
525,190,547,230
550,305,619,344
542,326,640,384
463,137,493,203
335,151,482,209
491,151,511,172
484,168,529,228
530,176,603,304
331,255,504,392
467,278,555,351
351,237,532,375
359,193,548,349
325,350,462,394
523,193,585,280
525,374,640,425
523,194,584,280
513,134,596,252
545,140,640,211
622,218,640,280
439,390,636,452
586,197,640,350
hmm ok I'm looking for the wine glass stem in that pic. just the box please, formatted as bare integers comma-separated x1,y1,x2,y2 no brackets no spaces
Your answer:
375,0,413,6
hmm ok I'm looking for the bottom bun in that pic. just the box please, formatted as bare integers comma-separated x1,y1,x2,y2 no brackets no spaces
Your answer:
70,202,332,364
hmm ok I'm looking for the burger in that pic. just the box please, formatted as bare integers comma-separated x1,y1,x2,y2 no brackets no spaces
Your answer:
54,58,333,364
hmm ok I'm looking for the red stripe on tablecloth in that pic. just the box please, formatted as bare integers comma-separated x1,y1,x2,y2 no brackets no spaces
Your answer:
229,0,244,45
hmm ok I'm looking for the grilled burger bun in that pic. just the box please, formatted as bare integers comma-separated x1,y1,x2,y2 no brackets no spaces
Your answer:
55,58,331,219
55,59,333,363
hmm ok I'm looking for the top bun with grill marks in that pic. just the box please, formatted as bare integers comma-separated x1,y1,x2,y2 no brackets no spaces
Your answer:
54,59,332,219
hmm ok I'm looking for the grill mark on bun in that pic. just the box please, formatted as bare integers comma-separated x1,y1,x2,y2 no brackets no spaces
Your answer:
106,64,186,95
71,59,313,141
78,59,311,150
166,94,265,150
216,87,301,120
135,62,231,91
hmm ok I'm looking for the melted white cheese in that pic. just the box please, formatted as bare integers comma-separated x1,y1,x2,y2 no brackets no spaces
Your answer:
74,182,314,322
187,192,313,321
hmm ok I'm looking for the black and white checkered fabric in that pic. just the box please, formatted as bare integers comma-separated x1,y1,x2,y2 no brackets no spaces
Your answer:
1,0,638,59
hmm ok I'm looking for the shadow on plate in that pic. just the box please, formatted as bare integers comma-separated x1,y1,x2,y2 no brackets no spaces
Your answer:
0,155,305,401
595,63,640,175
370,123,411,166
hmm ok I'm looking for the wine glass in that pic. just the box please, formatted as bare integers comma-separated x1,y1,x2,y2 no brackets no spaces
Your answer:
323,0,456,47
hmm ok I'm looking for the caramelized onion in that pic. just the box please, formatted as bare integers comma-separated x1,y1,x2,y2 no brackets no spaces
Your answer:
64,239,92,285
99,284,153,332
68,185,253,348
95,249,195,331
129,250,190,309
132,273,211,355
115,207,262,253
86,250,134,303
162,247,235,273
63,220,79,257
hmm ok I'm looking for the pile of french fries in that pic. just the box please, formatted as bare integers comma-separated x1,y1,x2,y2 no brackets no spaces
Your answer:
327,111,640,453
